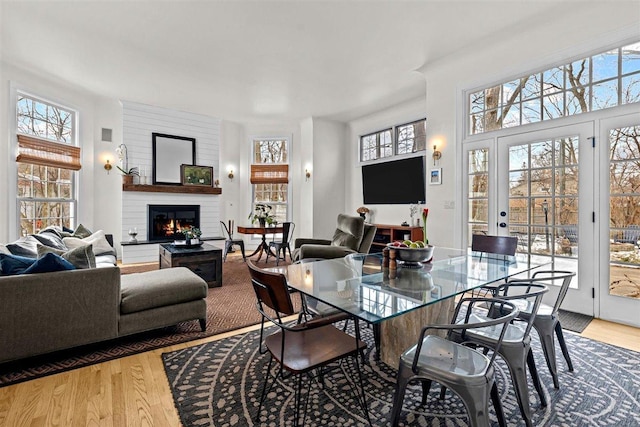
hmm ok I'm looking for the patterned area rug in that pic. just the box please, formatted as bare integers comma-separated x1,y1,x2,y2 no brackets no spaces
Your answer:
0,252,293,387
162,322,640,427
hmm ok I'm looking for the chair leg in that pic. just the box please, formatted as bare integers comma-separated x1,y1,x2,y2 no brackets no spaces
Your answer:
456,384,491,427
390,364,411,426
439,385,447,400
535,321,560,389
256,355,274,421
420,379,432,405
501,347,532,427
198,318,206,332
490,381,507,427
527,348,547,407
555,321,574,372
239,241,246,261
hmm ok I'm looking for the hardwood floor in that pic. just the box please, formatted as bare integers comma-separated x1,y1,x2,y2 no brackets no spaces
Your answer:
0,319,637,426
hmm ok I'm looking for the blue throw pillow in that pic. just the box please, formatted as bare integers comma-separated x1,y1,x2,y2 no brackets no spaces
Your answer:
0,253,37,276
21,253,76,275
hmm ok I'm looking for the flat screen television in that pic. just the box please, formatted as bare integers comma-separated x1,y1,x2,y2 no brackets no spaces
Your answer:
362,156,426,204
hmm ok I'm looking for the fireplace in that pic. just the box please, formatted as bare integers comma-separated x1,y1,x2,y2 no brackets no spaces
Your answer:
148,205,200,241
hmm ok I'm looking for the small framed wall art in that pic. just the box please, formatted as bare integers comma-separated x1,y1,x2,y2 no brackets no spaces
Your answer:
181,164,214,187
430,168,442,185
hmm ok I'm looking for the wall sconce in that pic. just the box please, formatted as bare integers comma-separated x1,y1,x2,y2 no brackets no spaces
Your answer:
305,169,311,181
104,159,113,174
432,144,442,165
228,169,234,180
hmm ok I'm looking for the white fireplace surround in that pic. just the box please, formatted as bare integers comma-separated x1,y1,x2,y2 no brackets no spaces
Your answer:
121,101,221,264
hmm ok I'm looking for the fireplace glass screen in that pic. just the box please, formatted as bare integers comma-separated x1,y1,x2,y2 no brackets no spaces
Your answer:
148,205,200,241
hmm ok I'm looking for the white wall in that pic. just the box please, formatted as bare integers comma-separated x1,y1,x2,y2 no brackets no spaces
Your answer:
346,6,640,250
346,96,427,226
120,101,221,263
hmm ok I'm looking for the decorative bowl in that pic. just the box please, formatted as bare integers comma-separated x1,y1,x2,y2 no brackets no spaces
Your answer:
386,243,435,268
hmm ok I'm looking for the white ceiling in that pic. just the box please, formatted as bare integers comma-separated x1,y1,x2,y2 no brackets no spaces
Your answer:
0,1,595,123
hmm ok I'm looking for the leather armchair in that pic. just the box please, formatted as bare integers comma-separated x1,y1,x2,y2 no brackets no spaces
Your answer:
292,214,377,261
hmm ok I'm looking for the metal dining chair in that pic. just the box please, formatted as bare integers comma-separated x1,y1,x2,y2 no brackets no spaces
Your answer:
220,220,245,262
507,270,577,389
266,221,295,265
390,297,519,427
446,282,549,427
247,261,370,426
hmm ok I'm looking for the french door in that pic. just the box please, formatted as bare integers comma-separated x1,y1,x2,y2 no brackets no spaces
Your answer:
465,123,595,315
599,113,640,327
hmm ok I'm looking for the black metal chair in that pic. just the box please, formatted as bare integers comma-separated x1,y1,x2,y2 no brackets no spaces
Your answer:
247,261,370,426
220,220,245,262
266,221,295,265
390,297,519,427
446,282,549,427
508,270,577,389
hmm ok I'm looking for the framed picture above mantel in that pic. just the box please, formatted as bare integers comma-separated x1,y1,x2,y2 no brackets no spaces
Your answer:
181,164,214,187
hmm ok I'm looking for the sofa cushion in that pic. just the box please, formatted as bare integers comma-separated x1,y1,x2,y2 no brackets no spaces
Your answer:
0,253,37,275
22,253,76,275
120,267,207,314
95,254,117,268
37,244,96,269
63,230,115,256
331,214,364,251
6,235,40,257
0,244,10,255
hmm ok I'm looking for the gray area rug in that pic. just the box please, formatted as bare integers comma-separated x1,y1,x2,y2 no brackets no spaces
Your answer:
558,309,593,333
162,322,640,426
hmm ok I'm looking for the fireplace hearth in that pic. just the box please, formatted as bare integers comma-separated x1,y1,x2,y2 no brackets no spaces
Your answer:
148,205,200,241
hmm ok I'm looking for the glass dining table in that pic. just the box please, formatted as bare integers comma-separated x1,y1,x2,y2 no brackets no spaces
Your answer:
269,247,547,366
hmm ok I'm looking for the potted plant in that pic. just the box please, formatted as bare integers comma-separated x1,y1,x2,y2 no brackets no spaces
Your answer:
248,204,275,227
182,226,202,245
117,166,139,185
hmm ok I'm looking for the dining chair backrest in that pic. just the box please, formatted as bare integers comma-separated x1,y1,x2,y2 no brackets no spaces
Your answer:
248,260,296,318
471,234,517,258
491,282,548,337
282,222,295,244
528,270,576,314
220,220,233,239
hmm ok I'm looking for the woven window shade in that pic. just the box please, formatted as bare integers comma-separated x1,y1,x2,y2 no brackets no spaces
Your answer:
16,134,81,171
250,164,289,184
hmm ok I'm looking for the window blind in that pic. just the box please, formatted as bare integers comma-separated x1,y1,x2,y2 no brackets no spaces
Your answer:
250,164,289,184
16,134,81,171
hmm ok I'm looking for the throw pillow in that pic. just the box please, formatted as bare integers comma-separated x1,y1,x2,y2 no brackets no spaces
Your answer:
6,235,40,257
0,244,10,255
22,253,76,275
73,224,93,239
33,231,67,250
0,253,37,276
63,230,115,256
37,244,96,269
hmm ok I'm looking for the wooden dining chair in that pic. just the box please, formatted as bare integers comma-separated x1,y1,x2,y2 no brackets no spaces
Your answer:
247,261,370,426
471,234,518,260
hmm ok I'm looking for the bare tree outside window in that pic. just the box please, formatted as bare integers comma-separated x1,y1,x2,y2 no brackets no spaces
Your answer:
252,139,288,224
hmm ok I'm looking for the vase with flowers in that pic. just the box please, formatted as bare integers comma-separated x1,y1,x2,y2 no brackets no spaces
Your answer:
249,204,275,227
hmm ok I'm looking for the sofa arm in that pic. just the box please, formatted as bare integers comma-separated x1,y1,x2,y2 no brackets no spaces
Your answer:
0,266,121,363
299,244,357,260
294,238,331,249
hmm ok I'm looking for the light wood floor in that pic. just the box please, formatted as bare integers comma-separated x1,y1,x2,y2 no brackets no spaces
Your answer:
0,318,637,427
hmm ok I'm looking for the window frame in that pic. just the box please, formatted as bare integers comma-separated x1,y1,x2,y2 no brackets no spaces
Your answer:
395,118,427,155
467,40,640,136
14,91,78,237
250,137,291,226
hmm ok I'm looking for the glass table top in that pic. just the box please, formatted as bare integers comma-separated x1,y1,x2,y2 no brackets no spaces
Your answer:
271,248,547,324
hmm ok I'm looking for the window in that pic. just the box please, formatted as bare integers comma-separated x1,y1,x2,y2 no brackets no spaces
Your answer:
468,41,640,135
360,128,392,162
360,119,426,163
15,93,78,236
251,138,289,223
396,119,427,155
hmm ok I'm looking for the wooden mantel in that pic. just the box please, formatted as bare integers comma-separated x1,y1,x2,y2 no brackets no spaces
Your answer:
122,184,222,195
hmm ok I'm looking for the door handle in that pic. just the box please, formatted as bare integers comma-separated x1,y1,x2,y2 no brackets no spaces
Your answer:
499,222,507,228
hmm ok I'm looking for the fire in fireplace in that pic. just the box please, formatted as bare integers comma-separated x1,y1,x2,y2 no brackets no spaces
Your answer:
148,205,200,241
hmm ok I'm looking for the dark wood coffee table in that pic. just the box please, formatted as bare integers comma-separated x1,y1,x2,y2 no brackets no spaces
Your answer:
159,243,223,288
